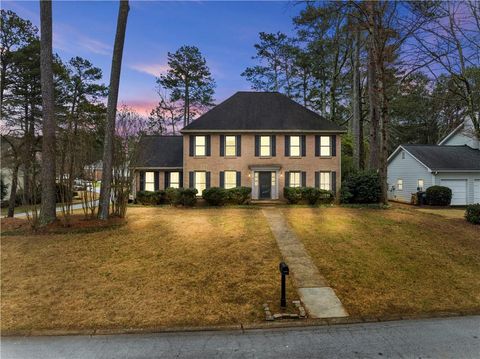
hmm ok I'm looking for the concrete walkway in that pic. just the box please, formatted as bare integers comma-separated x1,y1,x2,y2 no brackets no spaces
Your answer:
262,208,348,318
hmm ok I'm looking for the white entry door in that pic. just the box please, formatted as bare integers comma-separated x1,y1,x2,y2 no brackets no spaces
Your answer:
474,179,480,204
441,179,467,205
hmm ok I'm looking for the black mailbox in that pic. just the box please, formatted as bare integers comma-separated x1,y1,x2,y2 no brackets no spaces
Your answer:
279,262,289,307
279,262,289,275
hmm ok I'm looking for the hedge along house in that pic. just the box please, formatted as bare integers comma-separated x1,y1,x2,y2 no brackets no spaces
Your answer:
132,91,346,200
387,118,480,206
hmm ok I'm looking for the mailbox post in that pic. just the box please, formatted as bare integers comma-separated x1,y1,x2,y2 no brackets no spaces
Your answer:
279,262,289,308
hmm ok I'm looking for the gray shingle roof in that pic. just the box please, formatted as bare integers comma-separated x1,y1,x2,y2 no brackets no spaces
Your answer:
402,145,480,171
134,136,183,168
182,91,345,132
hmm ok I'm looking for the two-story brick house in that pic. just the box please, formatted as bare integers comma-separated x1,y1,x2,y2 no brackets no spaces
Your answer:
133,91,346,200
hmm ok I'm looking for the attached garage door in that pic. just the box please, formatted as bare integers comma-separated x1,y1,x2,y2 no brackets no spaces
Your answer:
441,179,467,205
474,180,480,204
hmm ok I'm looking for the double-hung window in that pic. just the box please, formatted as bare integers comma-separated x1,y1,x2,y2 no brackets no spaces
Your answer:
320,136,331,156
319,172,331,190
289,172,301,188
224,171,237,189
290,136,301,157
417,179,424,191
194,135,206,156
195,171,206,196
397,179,403,191
169,172,180,188
225,136,236,157
260,136,271,157
145,171,155,191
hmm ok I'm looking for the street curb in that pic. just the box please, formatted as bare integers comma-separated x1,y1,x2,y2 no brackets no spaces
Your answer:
2,311,478,337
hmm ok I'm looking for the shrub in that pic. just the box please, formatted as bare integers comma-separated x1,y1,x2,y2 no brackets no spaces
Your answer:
227,186,251,205
340,171,381,204
426,186,452,206
465,204,480,224
165,187,181,205
202,187,228,206
136,190,166,205
284,187,303,204
301,187,334,205
179,188,197,206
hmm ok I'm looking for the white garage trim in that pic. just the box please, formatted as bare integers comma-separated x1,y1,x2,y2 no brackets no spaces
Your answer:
441,179,467,206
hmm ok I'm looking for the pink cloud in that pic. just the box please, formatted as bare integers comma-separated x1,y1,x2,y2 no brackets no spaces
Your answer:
129,63,169,77
120,100,157,115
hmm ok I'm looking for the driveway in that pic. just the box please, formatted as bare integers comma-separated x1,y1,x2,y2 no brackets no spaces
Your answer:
2,316,479,359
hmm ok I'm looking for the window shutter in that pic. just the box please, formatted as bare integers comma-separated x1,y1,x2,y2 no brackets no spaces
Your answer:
331,135,336,156
285,171,290,187
236,135,241,157
236,171,241,187
301,171,306,187
164,171,170,189
206,171,211,189
206,135,211,156
139,171,145,191
332,171,337,193
285,135,290,156
179,172,183,188
315,171,319,188
189,171,194,188
219,171,225,188
271,135,276,156
219,135,225,157
189,135,194,156
301,135,306,157
255,135,260,157
315,135,320,157
154,171,159,191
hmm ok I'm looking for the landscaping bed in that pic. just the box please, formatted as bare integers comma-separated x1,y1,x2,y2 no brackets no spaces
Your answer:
284,205,480,318
1,207,294,334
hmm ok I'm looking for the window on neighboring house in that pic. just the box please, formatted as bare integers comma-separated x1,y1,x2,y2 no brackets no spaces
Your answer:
195,171,206,196
194,135,206,156
260,136,271,157
397,179,403,191
417,179,424,191
401,151,405,159
225,136,236,157
224,171,237,189
320,136,331,156
289,171,301,188
290,136,301,157
170,172,180,188
319,171,331,190
145,171,155,191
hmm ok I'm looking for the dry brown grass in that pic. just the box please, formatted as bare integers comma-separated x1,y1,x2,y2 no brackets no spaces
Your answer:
1,207,294,333
284,206,480,317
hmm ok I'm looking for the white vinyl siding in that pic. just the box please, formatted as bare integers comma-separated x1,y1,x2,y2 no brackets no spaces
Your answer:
290,136,300,157
224,171,237,189
260,136,271,157
169,172,180,189
289,172,301,188
225,136,236,157
194,136,206,156
195,171,206,196
320,136,331,157
145,172,155,191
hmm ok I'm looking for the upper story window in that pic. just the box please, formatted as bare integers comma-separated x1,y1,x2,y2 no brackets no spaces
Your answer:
289,171,301,188
195,135,206,156
397,179,403,191
401,151,405,159
170,172,180,189
260,136,271,157
225,136,236,157
417,179,424,191
320,136,331,156
145,171,155,191
224,171,237,189
319,172,331,190
290,136,301,157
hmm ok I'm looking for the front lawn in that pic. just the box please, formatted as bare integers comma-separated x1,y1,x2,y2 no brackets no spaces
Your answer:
1,207,293,333
285,206,480,317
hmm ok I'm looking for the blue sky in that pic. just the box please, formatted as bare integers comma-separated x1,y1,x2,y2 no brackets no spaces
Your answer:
4,1,301,115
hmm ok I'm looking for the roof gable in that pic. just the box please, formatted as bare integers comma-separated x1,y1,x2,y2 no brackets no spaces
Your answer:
181,91,346,132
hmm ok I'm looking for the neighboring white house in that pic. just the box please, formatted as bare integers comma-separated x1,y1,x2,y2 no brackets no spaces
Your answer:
387,119,480,205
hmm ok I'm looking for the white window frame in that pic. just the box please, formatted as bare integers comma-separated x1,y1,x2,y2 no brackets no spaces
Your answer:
225,136,236,157
195,171,206,196
289,171,301,188
417,179,424,191
260,136,271,157
290,136,301,157
397,179,403,191
169,172,180,189
320,136,331,157
145,171,155,191
224,171,237,189
194,135,206,156
319,171,331,191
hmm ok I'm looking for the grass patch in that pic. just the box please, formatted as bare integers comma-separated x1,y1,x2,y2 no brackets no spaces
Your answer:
284,205,480,317
1,207,293,332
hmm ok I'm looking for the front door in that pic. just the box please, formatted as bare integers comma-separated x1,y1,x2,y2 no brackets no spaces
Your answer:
259,172,272,199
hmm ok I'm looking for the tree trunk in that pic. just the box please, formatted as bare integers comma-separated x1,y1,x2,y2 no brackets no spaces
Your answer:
7,162,19,218
39,0,57,225
352,26,362,170
98,0,129,220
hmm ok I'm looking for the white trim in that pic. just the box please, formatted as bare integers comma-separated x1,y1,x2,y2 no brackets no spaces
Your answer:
438,122,464,145
388,145,432,172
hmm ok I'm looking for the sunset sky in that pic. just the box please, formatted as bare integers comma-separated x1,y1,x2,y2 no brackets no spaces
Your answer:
4,1,301,115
